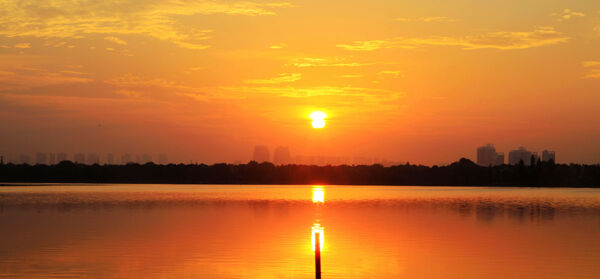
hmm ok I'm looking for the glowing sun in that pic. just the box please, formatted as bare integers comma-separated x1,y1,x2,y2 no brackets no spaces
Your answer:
309,111,327,128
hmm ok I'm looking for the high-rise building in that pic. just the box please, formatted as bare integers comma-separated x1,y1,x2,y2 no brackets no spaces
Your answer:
56,152,67,162
508,147,534,165
35,152,47,165
121,154,132,164
273,146,292,165
48,153,56,165
107,153,114,164
141,154,152,164
476,144,504,166
495,153,505,166
158,154,168,165
87,153,100,165
73,153,85,163
252,145,270,163
19,154,31,164
542,150,556,162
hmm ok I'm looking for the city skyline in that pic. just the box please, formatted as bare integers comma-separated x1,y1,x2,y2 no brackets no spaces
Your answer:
1,1,600,165
0,143,568,167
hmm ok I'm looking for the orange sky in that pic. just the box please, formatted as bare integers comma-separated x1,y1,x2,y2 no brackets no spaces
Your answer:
1,0,600,164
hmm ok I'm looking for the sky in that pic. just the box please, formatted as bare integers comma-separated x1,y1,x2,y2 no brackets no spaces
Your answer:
1,0,600,165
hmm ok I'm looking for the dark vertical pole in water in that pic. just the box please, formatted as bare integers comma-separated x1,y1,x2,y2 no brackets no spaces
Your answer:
315,232,321,279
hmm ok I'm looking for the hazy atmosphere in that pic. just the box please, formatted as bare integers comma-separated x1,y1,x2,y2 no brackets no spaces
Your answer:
1,0,600,164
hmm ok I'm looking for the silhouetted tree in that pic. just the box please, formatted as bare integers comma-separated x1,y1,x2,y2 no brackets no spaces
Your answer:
0,159,598,187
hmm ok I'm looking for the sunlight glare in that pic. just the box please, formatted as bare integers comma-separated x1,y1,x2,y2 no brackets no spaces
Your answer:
312,187,324,203
312,223,324,252
309,111,327,129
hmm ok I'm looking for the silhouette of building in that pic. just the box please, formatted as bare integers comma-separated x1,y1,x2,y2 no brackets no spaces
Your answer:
476,144,504,166
73,153,85,163
141,154,152,164
542,150,556,162
273,146,292,165
107,153,114,164
252,145,270,162
48,153,56,165
57,152,67,162
0,155,3,165
19,154,31,164
35,152,47,165
87,153,100,165
158,154,168,165
508,147,536,166
121,154,132,164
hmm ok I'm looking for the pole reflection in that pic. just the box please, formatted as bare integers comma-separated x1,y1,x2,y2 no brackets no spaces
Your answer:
311,186,325,278
311,223,324,252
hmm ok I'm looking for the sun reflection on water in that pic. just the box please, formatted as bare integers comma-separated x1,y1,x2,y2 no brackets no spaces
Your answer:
312,223,324,252
312,187,324,203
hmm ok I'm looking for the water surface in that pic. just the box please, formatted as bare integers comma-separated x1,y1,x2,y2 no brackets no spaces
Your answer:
1,184,599,278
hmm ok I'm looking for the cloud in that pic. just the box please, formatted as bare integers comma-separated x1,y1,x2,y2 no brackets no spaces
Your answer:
378,70,404,78
220,85,405,111
582,61,600,79
340,74,364,78
223,85,402,99
395,16,456,23
104,36,127,45
0,67,94,91
105,73,214,101
0,1,292,50
13,43,31,49
582,61,600,68
245,73,301,84
288,57,376,67
337,27,569,51
269,43,287,49
336,40,398,51
584,69,600,79
553,9,585,21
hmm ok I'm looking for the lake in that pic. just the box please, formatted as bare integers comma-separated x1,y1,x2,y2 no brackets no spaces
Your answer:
1,184,599,278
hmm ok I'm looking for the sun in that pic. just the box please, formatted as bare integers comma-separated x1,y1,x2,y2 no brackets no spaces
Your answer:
309,111,327,129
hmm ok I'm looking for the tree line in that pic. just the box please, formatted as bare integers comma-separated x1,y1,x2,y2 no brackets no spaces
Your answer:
1,158,599,187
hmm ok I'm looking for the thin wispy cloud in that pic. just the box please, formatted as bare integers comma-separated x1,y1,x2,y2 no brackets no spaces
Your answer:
0,67,94,91
582,61,600,79
552,9,585,21
378,70,404,78
288,57,376,67
582,61,600,68
222,85,403,99
337,27,569,51
395,17,456,23
245,73,302,84
0,1,291,50
104,36,127,45
14,43,31,49
105,74,211,100
269,43,287,49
